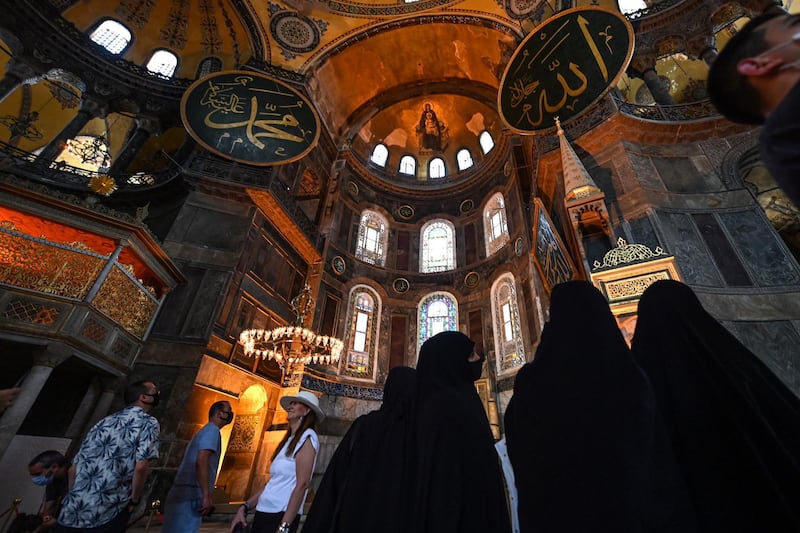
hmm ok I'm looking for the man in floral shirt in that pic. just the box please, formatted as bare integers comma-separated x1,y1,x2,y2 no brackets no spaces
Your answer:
58,381,161,533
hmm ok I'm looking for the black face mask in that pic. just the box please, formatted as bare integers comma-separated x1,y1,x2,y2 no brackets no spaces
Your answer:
142,392,160,407
469,358,484,381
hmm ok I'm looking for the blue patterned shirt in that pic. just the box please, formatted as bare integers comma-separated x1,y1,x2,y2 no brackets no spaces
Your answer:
58,405,160,528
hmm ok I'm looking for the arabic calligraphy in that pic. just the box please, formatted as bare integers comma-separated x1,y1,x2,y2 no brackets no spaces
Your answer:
181,71,320,166
498,7,634,134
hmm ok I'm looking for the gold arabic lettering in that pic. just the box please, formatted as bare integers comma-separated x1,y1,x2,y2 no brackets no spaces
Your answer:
513,62,588,127
203,96,305,150
577,15,609,82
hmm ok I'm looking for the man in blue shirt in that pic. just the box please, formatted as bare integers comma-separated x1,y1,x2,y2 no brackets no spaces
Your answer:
161,400,234,533
58,381,161,533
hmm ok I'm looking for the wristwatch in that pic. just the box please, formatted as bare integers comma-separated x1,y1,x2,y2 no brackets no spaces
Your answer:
277,522,291,533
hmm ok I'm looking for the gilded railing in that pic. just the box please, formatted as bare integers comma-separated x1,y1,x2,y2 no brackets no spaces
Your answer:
0,222,159,338
614,98,719,122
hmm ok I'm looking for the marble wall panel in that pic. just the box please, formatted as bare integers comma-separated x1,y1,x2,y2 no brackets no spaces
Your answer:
656,210,723,286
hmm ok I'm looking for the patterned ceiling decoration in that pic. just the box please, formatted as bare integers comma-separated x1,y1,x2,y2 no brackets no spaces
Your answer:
199,0,223,54
504,0,547,20
116,0,156,30
325,0,459,17
161,0,190,50
269,7,324,58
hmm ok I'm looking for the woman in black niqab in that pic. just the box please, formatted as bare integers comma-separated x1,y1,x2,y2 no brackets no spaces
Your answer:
302,366,417,533
504,281,656,533
632,280,800,532
412,331,511,533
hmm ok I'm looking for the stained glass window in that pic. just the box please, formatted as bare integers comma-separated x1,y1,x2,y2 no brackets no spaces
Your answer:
146,50,178,78
355,210,388,266
197,57,222,78
429,157,446,178
342,287,380,378
399,155,416,176
479,130,494,154
457,149,474,171
420,220,455,273
484,192,509,256
418,292,458,351
370,144,388,167
491,274,526,374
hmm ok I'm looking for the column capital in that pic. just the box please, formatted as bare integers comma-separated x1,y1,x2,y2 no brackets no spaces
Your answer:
79,95,109,119
3,57,39,84
32,344,71,368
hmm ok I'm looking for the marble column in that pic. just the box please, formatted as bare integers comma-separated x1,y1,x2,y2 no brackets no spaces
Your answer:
83,380,118,435
0,57,38,104
108,117,159,174
641,68,676,105
64,376,102,439
37,96,108,163
0,345,69,460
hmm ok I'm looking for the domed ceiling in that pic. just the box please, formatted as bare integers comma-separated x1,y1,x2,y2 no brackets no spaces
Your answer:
52,0,621,183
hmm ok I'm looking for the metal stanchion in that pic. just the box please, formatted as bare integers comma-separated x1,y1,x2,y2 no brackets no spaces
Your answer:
144,499,161,533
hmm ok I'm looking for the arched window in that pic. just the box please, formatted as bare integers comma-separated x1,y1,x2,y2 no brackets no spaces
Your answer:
355,210,388,266
418,292,458,351
479,130,495,154
370,144,388,167
146,49,179,78
491,274,526,374
456,148,474,171
429,157,446,178
89,20,132,54
197,57,223,78
342,286,381,379
420,219,456,273
399,155,416,176
484,192,510,256
618,0,647,14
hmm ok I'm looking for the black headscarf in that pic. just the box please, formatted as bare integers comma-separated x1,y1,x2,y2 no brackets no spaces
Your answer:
632,280,800,532
505,281,657,533
412,331,511,533
302,366,417,533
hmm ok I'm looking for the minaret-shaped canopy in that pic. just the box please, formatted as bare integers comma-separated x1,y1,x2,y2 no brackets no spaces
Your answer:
556,117,604,204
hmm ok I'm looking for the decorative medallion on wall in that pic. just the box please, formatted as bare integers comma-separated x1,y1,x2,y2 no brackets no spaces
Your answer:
181,71,320,166
347,181,359,197
397,205,415,220
332,255,346,275
499,7,635,133
270,11,322,54
393,278,410,294
504,160,512,177
515,237,524,256
505,0,546,19
464,271,480,288
460,199,475,214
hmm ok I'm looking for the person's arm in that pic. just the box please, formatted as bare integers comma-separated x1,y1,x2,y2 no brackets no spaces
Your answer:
195,449,215,515
278,438,316,531
67,464,76,491
230,487,264,531
129,459,149,504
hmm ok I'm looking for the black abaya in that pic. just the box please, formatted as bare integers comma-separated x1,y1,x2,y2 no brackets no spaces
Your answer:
413,331,510,533
302,366,417,533
505,281,659,533
632,280,800,532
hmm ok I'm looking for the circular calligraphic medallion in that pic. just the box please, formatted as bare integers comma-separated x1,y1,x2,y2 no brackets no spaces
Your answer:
181,71,320,166
515,237,524,256
393,278,410,293
464,271,480,288
460,199,474,214
397,205,415,220
332,256,346,275
498,7,634,134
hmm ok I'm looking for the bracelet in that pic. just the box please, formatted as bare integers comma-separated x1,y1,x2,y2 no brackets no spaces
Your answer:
240,503,250,513
277,522,290,533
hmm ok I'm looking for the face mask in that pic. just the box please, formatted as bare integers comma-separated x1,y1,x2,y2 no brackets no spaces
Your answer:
469,358,484,381
220,410,234,422
142,392,160,407
31,473,53,486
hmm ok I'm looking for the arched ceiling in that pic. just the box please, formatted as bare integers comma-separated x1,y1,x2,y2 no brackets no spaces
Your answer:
54,0,623,178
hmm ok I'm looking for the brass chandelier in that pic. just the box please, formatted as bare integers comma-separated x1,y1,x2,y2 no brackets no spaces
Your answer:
239,285,344,368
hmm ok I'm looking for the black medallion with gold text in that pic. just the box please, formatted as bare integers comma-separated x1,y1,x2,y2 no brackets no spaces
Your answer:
498,7,634,134
181,71,320,166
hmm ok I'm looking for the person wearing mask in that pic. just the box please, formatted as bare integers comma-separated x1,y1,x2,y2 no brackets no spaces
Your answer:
412,331,510,533
162,400,234,533
57,380,161,533
504,281,694,533
231,391,324,533
632,279,800,532
707,11,800,206
303,366,417,533
27,451,69,533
